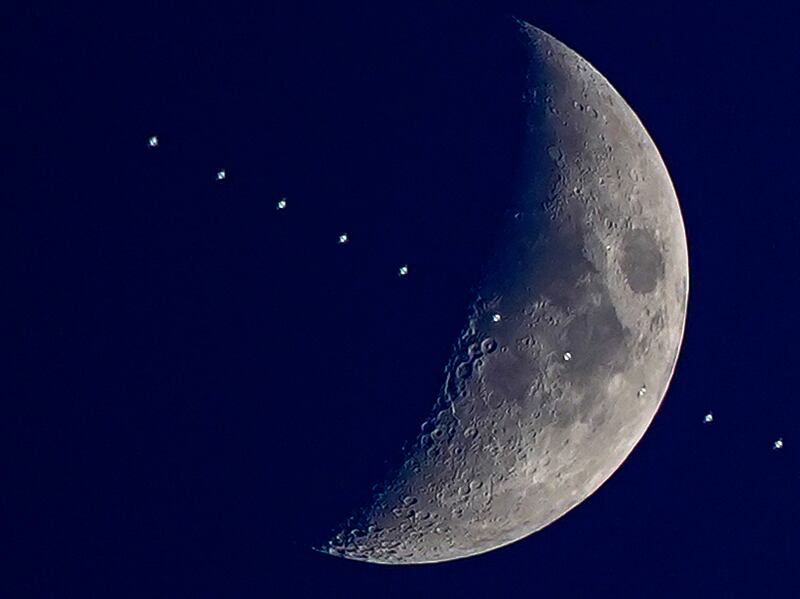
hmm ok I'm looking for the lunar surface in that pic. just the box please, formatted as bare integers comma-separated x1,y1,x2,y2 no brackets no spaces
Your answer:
322,20,689,564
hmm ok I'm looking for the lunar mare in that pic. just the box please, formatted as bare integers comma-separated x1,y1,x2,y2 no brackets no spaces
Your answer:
323,20,689,564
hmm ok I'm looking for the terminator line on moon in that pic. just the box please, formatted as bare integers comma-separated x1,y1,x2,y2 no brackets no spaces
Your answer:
322,20,689,564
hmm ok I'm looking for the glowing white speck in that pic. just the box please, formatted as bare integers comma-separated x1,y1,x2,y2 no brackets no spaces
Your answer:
338,233,348,244
492,313,502,323
148,135,159,148
276,198,287,210
773,438,783,450
563,351,572,361
398,265,408,276
637,386,647,397
216,169,226,181
703,412,713,424
605,245,612,251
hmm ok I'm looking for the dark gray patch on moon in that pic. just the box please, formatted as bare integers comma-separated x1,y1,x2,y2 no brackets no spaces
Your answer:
564,296,627,379
536,226,598,308
620,229,664,293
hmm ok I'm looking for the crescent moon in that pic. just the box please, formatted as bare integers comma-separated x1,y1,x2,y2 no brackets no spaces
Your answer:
321,19,689,564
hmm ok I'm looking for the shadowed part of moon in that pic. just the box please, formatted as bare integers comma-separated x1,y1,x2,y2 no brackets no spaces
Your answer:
620,229,664,293
321,19,689,565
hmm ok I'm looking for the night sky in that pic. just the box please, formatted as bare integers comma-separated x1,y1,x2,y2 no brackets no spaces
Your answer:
6,1,797,596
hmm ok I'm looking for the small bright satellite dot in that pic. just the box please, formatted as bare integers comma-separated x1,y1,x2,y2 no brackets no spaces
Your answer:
703,412,713,424
148,135,159,148
492,313,502,323
338,233,348,244
563,351,572,361
398,265,408,276
216,169,226,181
276,198,287,210
637,386,647,397
773,438,784,450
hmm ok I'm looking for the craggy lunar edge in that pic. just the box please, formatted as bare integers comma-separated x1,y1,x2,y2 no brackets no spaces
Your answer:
320,19,689,564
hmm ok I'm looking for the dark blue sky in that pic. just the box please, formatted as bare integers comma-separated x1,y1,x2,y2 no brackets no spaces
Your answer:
6,1,797,596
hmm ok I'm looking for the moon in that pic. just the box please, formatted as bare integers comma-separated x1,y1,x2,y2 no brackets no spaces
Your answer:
321,19,689,564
